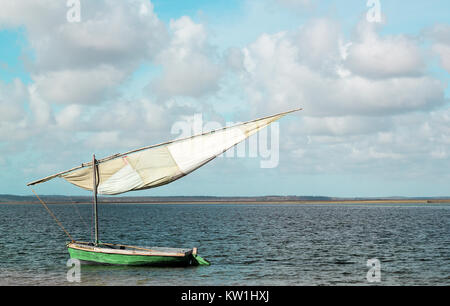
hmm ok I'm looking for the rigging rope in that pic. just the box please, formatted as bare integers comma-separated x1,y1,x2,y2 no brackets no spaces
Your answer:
70,202,92,241
30,188,74,242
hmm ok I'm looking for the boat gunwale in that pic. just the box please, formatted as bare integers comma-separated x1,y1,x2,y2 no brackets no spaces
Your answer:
67,242,192,258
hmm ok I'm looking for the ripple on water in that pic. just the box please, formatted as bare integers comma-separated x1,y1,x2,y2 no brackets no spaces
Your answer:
0,203,449,285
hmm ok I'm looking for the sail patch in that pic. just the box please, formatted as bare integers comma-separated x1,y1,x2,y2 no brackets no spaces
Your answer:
97,164,143,195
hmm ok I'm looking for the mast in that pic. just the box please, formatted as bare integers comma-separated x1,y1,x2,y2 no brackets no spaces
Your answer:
92,154,99,246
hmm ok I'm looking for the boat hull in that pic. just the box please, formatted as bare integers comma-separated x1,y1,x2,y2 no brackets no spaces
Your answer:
67,242,209,266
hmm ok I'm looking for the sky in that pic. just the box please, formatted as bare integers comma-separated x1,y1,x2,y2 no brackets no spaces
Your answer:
0,0,449,198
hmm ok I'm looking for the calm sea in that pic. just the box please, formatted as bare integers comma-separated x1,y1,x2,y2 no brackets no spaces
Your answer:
0,203,449,286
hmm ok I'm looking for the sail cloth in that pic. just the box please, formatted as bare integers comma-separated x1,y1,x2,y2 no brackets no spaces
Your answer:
27,109,300,195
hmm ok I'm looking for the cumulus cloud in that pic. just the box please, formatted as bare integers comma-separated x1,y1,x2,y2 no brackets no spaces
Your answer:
0,79,27,122
345,20,425,78
48,97,200,153
433,44,450,73
426,24,450,73
237,19,445,118
295,18,342,72
0,79,29,143
28,84,54,128
151,16,223,98
55,104,83,130
282,108,450,179
1,1,449,195
0,0,222,172
0,0,167,105
0,0,166,70
228,15,449,182
32,65,126,104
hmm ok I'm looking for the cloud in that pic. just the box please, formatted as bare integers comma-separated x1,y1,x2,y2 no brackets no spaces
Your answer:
282,108,450,179
0,0,63,32
0,78,27,122
302,115,392,136
295,18,342,72
49,97,201,152
0,0,167,105
237,19,445,117
276,0,315,10
426,24,450,73
151,16,223,98
28,84,54,128
55,104,83,130
425,23,450,45
432,44,450,73
1,1,449,196
345,20,425,78
32,65,127,104
0,79,29,143
0,0,166,71
228,15,450,183
0,1,217,170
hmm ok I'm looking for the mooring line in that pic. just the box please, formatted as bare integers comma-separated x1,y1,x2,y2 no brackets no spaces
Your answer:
30,188,74,242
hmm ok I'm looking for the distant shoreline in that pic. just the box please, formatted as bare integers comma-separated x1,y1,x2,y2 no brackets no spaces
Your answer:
1,194,450,205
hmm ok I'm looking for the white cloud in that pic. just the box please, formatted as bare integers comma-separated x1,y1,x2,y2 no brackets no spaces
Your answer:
0,0,186,159
0,79,27,122
0,0,166,71
1,1,449,195
427,24,450,73
345,20,425,78
0,1,216,165
276,0,315,10
55,104,83,130
0,0,62,33
432,44,450,73
28,84,54,127
0,79,29,143
0,0,167,106
295,19,342,72
55,97,201,152
151,16,223,98
426,23,450,45
302,116,392,136
238,24,445,117
32,65,126,104
84,131,121,150
231,16,449,182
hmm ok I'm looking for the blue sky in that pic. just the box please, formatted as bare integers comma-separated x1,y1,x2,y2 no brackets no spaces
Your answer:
0,0,449,197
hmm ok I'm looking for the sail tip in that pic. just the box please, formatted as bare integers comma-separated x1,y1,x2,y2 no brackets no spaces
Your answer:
288,107,303,113
26,180,43,187
277,107,302,117
26,180,39,186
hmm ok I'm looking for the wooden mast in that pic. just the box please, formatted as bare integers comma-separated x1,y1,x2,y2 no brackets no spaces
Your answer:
92,154,99,246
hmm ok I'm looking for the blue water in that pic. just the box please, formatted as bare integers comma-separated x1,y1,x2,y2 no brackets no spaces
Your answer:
0,203,449,285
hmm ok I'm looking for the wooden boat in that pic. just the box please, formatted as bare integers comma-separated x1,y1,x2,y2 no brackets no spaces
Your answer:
27,109,301,266
67,242,209,266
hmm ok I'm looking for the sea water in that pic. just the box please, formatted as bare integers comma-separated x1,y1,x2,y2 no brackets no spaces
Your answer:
0,203,449,285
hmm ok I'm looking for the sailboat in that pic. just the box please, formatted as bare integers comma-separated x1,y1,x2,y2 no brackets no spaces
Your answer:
27,108,301,266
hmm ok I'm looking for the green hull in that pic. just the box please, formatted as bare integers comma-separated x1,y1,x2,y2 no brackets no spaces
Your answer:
67,242,210,266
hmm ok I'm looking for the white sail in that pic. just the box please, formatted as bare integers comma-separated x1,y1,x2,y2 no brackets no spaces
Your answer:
27,109,300,195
